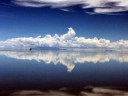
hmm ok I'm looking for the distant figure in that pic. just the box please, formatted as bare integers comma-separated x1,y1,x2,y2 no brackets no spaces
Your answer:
29,48,32,51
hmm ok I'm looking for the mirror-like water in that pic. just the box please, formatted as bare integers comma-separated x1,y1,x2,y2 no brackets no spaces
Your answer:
0,50,128,96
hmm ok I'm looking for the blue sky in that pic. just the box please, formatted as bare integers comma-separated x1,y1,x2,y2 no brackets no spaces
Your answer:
0,0,128,48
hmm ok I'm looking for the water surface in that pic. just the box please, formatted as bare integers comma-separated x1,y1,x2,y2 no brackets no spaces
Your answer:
0,50,128,96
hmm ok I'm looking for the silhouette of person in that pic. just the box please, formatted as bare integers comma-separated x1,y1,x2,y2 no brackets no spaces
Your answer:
29,48,32,51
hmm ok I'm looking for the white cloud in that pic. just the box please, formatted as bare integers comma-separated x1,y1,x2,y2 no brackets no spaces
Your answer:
0,28,128,49
60,8,70,12
12,0,128,14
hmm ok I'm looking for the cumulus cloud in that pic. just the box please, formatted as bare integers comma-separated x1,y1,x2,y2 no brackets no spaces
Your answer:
0,28,128,49
12,0,128,14
0,50,128,72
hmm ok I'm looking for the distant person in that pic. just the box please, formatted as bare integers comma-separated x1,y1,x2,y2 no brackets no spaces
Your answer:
29,48,32,51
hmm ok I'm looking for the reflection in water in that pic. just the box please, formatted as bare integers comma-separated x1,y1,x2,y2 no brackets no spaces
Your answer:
0,50,128,96
9,87,128,96
0,50,128,72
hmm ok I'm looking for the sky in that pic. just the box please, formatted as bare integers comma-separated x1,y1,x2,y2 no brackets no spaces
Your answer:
0,0,128,48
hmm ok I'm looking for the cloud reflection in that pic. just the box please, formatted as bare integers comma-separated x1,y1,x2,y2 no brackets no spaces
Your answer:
0,50,128,72
10,87,128,96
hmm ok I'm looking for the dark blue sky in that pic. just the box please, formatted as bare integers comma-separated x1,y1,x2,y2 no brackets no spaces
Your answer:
0,0,128,41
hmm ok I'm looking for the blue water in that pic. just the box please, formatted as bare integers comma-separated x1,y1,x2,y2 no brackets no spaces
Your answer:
0,50,128,96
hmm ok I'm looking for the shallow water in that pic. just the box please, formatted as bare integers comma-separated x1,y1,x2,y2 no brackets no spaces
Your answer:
0,50,128,96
